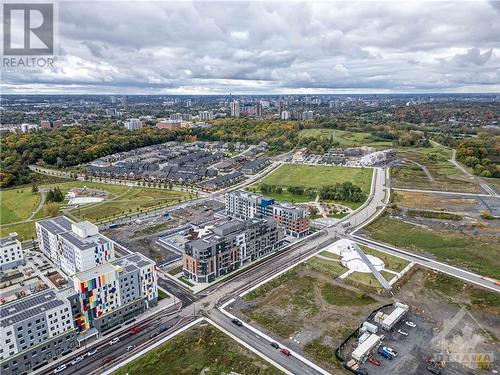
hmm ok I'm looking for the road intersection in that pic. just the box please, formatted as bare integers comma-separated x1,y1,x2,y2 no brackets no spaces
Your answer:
36,163,499,375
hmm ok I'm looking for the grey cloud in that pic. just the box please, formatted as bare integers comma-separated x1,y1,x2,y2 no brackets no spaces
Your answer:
2,1,500,94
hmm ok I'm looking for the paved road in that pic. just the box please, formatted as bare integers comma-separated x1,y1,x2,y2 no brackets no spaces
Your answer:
35,164,500,375
351,235,500,293
448,148,498,196
207,309,321,375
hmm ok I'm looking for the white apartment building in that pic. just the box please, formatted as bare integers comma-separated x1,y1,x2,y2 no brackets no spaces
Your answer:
230,100,240,118
124,118,142,130
0,233,24,271
199,110,214,120
36,217,115,276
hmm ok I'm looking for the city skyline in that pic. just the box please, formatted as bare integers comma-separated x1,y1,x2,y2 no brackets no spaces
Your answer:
2,1,500,95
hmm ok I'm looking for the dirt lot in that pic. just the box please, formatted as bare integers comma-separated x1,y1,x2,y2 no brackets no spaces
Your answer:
232,261,499,375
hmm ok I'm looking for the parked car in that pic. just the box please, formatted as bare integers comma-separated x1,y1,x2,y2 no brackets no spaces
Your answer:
271,342,280,349
398,329,408,336
405,321,417,328
280,348,290,356
126,345,135,352
150,332,159,339
231,318,243,327
378,350,393,360
70,356,84,365
367,356,381,366
427,365,442,374
108,337,120,345
87,349,97,357
53,365,67,374
130,326,142,334
383,346,398,357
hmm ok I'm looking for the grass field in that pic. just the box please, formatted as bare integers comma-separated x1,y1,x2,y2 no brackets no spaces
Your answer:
114,323,282,375
239,263,377,374
72,188,190,222
392,145,480,193
359,245,410,272
257,164,373,192
0,188,40,225
299,129,393,148
364,215,500,279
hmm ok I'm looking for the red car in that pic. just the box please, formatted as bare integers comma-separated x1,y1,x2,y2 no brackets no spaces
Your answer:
368,356,381,366
130,326,141,334
280,348,291,356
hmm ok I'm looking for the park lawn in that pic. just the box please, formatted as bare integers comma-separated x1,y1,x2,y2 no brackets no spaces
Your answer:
41,180,130,198
364,215,500,279
0,221,37,241
72,188,190,222
299,129,393,148
0,188,40,225
114,323,282,375
257,164,373,193
306,257,348,278
345,272,385,292
246,187,313,204
359,245,410,272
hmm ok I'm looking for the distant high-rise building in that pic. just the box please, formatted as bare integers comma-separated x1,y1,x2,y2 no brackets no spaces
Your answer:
124,118,142,130
281,110,290,120
303,110,314,120
171,113,183,121
230,100,240,118
277,101,286,117
199,110,214,120
186,99,192,107
256,102,263,117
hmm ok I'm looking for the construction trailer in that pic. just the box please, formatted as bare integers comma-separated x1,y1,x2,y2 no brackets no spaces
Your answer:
381,303,409,331
352,333,381,362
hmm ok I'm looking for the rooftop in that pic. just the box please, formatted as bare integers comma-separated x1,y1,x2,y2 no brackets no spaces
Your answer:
36,216,74,234
0,289,73,328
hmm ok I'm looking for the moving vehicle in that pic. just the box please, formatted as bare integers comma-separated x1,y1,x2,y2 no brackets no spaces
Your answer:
398,329,408,336
231,318,243,327
280,348,290,356
150,332,159,339
383,346,398,357
159,325,168,333
367,356,381,366
271,342,280,349
130,326,142,334
53,365,67,374
126,345,135,352
405,321,417,328
108,223,118,229
108,337,120,345
378,349,393,360
87,349,97,357
70,356,84,365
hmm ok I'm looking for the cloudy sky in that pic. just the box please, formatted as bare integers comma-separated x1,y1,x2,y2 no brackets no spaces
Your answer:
2,0,500,94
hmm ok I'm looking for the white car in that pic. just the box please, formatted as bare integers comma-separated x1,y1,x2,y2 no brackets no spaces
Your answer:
108,337,120,345
405,321,417,328
383,346,398,357
53,364,67,374
87,348,97,356
126,345,135,352
397,329,408,336
70,356,84,365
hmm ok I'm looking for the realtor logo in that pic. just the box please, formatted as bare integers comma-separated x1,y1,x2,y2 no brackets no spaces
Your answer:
3,3,53,55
